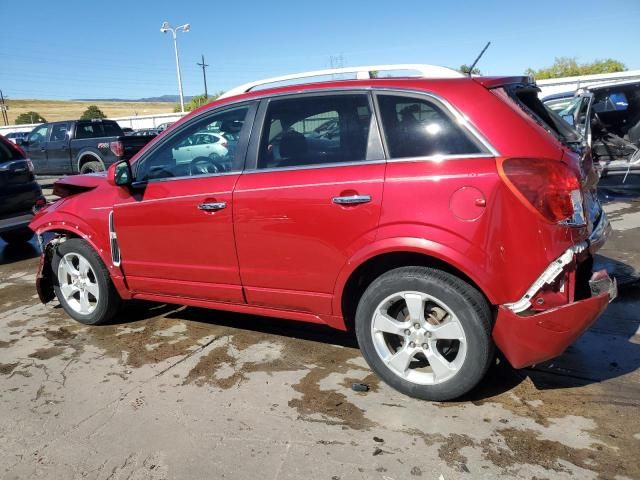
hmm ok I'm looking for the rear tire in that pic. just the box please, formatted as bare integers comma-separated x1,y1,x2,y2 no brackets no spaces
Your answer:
0,228,33,244
52,238,121,325
355,266,493,401
80,160,103,174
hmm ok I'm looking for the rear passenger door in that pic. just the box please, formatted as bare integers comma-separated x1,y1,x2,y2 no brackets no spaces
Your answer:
233,92,385,315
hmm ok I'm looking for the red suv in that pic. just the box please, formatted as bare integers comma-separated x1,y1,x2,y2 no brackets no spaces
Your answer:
31,65,616,401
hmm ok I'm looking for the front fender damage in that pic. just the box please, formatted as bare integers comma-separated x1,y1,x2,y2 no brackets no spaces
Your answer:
35,234,66,304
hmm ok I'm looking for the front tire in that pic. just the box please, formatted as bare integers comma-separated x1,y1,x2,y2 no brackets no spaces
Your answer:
355,267,493,401
52,238,121,325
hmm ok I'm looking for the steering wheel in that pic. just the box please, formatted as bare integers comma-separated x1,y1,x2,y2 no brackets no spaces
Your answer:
190,156,219,175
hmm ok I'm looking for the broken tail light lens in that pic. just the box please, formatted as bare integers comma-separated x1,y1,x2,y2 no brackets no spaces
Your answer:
110,141,124,158
499,158,585,225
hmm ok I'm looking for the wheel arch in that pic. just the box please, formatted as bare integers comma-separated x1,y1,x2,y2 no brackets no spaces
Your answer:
76,150,105,172
335,238,498,332
33,219,131,302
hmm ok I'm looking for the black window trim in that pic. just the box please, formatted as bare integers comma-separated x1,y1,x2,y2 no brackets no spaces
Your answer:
243,89,385,173
372,89,496,161
130,100,258,186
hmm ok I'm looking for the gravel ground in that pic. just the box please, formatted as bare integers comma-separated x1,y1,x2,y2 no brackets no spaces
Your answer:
0,195,638,480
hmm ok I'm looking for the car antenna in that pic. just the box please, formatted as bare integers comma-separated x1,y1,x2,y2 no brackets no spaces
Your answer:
467,41,491,77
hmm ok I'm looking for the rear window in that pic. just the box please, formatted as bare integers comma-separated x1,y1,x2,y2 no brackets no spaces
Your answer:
103,121,123,136
0,139,24,162
502,86,581,145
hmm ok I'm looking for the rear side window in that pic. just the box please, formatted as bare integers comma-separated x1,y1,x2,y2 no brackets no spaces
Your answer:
75,123,103,139
258,94,372,169
377,94,484,158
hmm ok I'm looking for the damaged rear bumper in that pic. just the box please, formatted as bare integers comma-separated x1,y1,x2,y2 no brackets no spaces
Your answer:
493,270,617,369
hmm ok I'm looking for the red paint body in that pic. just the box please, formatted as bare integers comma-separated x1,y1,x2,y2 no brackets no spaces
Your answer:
31,76,612,368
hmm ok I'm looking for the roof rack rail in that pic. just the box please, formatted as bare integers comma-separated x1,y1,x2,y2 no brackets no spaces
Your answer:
218,64,464,99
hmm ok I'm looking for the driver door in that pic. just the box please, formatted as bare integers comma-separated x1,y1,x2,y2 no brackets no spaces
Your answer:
113,102,256,303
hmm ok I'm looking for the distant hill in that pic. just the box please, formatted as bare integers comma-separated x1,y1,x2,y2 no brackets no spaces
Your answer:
75,95,193,103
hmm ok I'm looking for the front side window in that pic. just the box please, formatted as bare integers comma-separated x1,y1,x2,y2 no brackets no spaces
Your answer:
28,125,49,145
258,94,372,169
377,94,484,158
135,105,249,182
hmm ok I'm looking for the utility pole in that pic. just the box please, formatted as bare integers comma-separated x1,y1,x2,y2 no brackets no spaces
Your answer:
0,90,8,126
197,54,209,99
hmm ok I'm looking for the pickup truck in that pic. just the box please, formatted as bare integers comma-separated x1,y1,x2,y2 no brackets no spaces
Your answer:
20,119,155,175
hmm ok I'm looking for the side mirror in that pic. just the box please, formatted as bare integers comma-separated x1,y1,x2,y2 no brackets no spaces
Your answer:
107,160,133,187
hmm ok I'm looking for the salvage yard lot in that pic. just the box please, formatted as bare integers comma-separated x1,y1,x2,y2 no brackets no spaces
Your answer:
0,198,639,479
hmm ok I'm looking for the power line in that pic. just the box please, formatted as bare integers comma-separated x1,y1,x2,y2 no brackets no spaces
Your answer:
0,90,8,126
197,54,209,98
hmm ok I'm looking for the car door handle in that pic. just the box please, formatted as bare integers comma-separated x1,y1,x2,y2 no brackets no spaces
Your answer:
198,202,227,212
332,194,371,205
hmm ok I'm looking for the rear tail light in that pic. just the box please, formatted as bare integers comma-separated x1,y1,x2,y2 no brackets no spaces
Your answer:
219,138,228,148
110,141,124,157
499,158,585,225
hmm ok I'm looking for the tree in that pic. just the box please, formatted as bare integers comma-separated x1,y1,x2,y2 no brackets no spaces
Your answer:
459,64,481,76
173,92,224,113
15,111,47,124
526,57,627,80
80,105,107,120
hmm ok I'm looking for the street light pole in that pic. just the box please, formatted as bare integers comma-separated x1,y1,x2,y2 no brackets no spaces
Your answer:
160,22,190,113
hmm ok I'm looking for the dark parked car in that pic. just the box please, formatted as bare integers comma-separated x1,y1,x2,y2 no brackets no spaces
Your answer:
21,119,155,175
0,135,45,244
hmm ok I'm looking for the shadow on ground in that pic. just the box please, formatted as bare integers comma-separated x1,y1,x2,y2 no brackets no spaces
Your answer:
0,237,40,266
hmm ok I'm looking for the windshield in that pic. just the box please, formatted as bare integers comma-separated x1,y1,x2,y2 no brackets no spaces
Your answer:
505,86,582,145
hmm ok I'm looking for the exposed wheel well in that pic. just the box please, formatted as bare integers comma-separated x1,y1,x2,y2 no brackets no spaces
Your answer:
341,252,489,332
77,154,104,172
37,229,83,303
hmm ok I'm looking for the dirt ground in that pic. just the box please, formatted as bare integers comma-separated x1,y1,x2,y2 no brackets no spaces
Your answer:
0,198,638,480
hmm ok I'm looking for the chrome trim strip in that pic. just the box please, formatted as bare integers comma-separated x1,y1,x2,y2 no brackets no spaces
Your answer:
108,210,121,267
141,170,240,185
386,153,496,163
504,241,588,313
243,159,386,175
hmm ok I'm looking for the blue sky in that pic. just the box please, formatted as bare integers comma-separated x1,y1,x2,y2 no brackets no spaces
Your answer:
1,0,639,100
